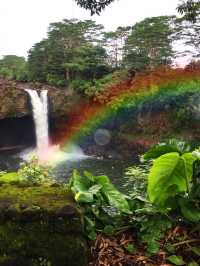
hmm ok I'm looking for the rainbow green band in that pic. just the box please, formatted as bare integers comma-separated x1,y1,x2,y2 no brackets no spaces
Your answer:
55,68,200,147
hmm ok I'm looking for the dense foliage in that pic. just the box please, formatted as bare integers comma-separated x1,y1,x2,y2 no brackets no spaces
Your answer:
177,0,200,22
1,138,200,264
28,19,110,88
1,14,199,96
123,16,175,71
18,157,53,184
74,0,200,23
0,55,28,81
74,0,115,15
66,139,200,264
69,169,131,239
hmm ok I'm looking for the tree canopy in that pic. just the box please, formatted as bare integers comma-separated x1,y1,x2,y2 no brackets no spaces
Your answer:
177,0,200,22
28,19,110,88
123,16,176,71
0,55,28,81
0,14,198,96
74,0,115,15
74,0,200,22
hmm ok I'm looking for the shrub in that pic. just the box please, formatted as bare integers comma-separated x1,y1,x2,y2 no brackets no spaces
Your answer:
18,156,53,184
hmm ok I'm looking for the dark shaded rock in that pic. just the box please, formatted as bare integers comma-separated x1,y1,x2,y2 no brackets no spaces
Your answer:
0,184,88,266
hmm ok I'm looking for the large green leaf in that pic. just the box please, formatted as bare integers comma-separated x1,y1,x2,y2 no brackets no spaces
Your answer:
144,140,191,160
179,198,200,222
148,152,196,206
167,255,185,265
75,191,94,203
144,144,181,160
70,170,88,193
181,152,197,184
191,247,200,257
188,262,199,266
95,175,132,214
71,170,94,203
88,184,102,195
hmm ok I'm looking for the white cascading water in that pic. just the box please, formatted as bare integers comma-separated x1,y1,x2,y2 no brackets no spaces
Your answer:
25,89,49,156
23,89,87,164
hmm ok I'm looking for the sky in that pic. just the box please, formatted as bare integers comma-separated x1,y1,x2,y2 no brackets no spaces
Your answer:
0,0,180,58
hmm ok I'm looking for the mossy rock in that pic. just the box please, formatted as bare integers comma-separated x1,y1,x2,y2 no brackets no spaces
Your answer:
0,183,88,266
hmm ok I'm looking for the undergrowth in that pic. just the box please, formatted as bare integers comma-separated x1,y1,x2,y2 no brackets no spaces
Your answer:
68,139,200,265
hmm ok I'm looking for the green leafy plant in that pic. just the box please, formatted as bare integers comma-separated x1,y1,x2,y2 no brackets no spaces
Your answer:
70,170,131,213
67,139,200,261
145,139,200,224
69,170,132,239
147,152,196,206
123,163,149,196
167,255,185,265
144,139,191,160
18,156,53,184
138,214,172,255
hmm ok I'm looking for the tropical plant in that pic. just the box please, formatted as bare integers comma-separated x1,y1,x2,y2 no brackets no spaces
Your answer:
147,151,196,206
69,170,131,239
145,140,200,223
123,163,149,197
18,156,53,184
143,139,192,160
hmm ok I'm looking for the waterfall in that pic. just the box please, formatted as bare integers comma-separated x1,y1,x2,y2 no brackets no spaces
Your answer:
25,89,49,154
23,89,87,163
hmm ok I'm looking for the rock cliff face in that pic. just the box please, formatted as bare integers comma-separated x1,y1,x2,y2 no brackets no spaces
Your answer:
0,78,80,119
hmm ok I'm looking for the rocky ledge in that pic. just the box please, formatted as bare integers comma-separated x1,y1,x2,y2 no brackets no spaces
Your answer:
0,78,81,119
0,178,88,266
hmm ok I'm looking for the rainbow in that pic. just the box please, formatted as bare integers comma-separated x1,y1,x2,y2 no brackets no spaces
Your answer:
54,67,200,148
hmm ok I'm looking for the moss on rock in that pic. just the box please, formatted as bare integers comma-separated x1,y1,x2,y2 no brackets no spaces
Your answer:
0,183,88,266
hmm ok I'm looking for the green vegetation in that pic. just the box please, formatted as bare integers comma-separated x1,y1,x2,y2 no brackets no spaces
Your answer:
18,157,53,184
1,1,200,264
177,0,200,22
74,0,115,15
124,16,175,71
0,55,28,81
0,176,87,266
74,0,200,23
69,169,131,239
1,14,199,97
66,139,200,264
28,19,110,88
0,138,200,265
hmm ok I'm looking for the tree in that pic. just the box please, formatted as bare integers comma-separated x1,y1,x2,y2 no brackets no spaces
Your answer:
185,59,200,70
177,0,200,22
74,0,200,23
74,1,200,22
63,44,109,81
28,40,50,83
28,19,109,87
74,0,116,15
103,26,131,69
173,16,200,59
0,55,28,81
123,16,176,71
